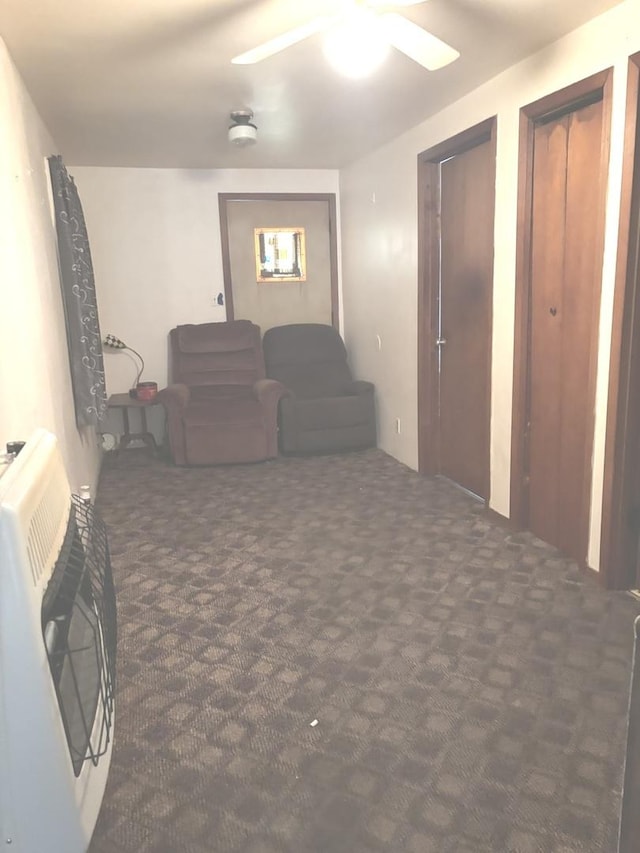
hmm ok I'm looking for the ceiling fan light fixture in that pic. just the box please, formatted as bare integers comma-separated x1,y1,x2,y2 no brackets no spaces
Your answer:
228,3,459,78
322,9,390,79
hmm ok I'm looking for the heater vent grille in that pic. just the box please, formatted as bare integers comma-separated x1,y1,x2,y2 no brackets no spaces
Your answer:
42,496,117,776
25,454,70,586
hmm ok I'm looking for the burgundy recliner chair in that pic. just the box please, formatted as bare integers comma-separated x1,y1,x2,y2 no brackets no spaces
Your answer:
159,321,287,465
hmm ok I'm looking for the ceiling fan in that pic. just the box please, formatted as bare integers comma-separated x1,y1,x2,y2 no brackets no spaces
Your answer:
231,0,460,76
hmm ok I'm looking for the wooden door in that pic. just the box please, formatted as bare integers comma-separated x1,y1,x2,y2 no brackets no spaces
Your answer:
219,193,339,332
612,105,640,587
602,57,640,589
437,140,494,498
617,91,640,588
526,99,604,560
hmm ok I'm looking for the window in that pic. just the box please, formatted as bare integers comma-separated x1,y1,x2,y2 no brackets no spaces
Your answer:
254,227,306,282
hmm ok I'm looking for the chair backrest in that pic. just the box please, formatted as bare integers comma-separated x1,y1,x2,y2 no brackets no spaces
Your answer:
619,614,640,853
170,321,265,391
263,324,353,399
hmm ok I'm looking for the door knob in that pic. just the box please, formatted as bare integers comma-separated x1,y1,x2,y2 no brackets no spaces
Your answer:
436,337,447,347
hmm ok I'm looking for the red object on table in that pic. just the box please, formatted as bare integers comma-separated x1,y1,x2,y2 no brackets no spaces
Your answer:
135,382,158,401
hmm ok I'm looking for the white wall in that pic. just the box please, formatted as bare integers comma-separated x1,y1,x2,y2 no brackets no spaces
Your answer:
0,39,101,492
339,0,640,571
71,167,340,395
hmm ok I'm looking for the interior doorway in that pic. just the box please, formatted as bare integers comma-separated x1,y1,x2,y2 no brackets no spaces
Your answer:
418,118,496,500
218,193,339,332
601,54,640,589
511,70,613,565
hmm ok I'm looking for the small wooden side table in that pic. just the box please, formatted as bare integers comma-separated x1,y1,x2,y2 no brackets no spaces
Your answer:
107,393,160,455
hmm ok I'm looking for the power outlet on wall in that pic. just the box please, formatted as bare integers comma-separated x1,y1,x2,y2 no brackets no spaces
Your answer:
395,418,401,434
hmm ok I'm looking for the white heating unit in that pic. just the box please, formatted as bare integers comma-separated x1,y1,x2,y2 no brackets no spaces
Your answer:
0,429,116,852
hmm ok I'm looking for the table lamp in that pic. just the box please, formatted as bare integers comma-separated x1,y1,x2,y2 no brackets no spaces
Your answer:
103,335,157,400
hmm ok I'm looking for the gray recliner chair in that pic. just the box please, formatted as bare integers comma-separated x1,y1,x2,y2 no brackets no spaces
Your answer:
262,323,376,454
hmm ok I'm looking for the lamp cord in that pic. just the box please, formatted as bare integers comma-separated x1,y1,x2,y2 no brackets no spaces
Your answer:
125,346,145,387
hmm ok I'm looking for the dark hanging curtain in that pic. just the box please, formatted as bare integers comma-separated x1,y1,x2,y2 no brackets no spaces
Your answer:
48,155,107,427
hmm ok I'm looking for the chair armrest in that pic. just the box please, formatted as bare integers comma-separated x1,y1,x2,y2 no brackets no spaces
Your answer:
254,379,289,458
157,383,191,411
349,380,375,396
156,384,191,465
253,378,289,407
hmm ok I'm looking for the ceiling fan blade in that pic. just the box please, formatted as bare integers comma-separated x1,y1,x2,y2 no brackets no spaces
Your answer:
380,12,459,70
232,15,335,64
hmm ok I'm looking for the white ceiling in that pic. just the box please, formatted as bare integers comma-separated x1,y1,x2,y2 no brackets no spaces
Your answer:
0,0,625,169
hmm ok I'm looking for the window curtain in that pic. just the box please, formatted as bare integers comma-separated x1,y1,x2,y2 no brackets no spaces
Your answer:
48,155,107,427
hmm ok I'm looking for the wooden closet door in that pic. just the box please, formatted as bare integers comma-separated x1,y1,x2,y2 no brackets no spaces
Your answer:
527,99,604,560
438,140,494,499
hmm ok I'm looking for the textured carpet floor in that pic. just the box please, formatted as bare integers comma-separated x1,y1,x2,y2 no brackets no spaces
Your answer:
89,448,639,853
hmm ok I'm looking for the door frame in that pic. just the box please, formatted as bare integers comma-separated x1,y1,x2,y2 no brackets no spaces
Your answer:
417,116,497,499
510,69,613,564
601,54,640,588
218,192,340,328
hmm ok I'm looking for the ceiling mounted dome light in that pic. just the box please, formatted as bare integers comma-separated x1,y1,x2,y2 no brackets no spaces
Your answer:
322,8,389,79
228,109,258,147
